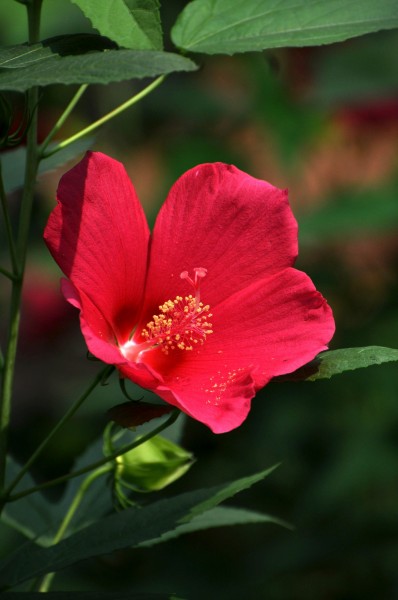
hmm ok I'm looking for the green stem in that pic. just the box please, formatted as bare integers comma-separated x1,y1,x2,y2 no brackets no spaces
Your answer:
42,75,166,158
27,0,43,45
0,266,17,281
7,409,180,503
0,162,18,276
16,88,40,266
0,0,42,497
2,365,114,503
39,84,89,157
37,464,112,592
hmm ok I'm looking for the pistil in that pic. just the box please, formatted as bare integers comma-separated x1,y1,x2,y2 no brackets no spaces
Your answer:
120,268,213,361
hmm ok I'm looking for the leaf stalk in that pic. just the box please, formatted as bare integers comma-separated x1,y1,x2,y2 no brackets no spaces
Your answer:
42,75,166,158
7,409,180,503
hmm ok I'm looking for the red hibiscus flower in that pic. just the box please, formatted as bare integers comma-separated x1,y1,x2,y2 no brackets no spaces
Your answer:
44,152,334,433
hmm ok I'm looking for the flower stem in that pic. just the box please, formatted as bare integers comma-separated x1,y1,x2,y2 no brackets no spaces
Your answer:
2,364,114,504
0,0,42,498
36,464,112,592
0,162,18,276
38,84,89,157
0,266,17,281
42,75,166,158
7,409,180,503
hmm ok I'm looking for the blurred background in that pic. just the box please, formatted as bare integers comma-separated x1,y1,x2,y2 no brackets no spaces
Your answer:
1,0,398,598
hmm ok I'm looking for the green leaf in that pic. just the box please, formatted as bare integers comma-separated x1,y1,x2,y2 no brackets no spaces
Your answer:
0,466,276,589
140,505,292,547
1,438,113,546
1,457,57,545
181,463,278,523
0,34,115,68
292,346,398,382
0,36,197,91
126,0,163,49
171,0,398,55
0,137,94,195
70,0,163,50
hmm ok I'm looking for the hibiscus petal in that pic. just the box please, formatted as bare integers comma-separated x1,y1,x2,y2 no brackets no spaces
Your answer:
154,372,255,434
136,267,334,433
61,279,126,365
44,152,150,345
141,163,297,319
201,267,335,381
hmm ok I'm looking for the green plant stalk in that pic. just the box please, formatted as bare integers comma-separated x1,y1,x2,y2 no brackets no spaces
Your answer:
0,0,42,499
39,84,89,157
0,162,18,276
42,75,165,158
8,409,180,503
0,266,17,281
37,464,112,592
3,364,114,501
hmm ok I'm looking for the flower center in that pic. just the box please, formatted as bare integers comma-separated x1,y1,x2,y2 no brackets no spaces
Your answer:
121,268,213,361
141,268,213,355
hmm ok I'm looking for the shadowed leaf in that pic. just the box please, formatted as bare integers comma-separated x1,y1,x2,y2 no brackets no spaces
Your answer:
0,35,197,91
0,467,276,588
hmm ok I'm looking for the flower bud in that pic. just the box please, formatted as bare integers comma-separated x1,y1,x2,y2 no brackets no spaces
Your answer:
116,435,194,493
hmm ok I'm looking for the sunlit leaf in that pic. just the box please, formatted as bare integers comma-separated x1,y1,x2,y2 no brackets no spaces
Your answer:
70,0,163,50
287,346,398,382
171,0,398,55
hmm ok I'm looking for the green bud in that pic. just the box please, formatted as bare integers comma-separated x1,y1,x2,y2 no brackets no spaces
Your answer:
116,435,194,493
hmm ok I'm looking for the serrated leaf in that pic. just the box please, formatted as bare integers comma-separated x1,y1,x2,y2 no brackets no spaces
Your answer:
0,466,276,588
0,137,94,195
126,0,163,50
171,0,398,55
0,34,115,68
0,37,197,91
289,346,398,382
181,464,279,523
70,0,162,50
140,505,292,547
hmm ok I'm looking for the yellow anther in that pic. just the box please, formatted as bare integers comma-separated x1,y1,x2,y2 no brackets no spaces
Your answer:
140,291,213,355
